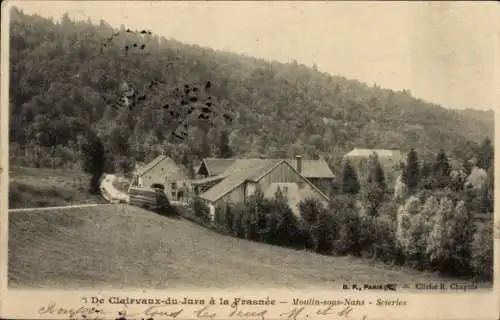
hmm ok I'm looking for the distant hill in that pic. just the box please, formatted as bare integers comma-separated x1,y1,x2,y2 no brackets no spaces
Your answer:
8,7,494,173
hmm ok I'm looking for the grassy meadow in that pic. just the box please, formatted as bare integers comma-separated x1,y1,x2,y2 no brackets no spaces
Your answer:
8,166,105,208
8,204,491,289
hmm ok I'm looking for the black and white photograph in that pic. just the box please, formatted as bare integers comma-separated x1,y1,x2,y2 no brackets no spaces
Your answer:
3,0,497,309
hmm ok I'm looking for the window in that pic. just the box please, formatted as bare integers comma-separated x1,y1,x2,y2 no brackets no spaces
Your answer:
171,182,177,190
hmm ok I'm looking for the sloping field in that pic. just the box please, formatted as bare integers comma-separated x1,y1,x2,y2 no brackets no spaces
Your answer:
9,166,105,208
8,205,490,289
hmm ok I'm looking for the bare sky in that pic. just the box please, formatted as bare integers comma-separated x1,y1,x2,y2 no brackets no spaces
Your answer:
7,1,499,111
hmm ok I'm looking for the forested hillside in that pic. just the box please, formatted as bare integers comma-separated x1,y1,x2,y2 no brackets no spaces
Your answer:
9,7,494,175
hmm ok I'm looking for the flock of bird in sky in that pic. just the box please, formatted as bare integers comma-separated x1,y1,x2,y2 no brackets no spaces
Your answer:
96,28,235,140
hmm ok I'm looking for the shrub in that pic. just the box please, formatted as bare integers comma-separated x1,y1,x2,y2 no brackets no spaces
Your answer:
311,210,337,254
192,198,211,222
333,209,362,256
426,197,454,270
405,214,431,270
155,190,179,216
214,204,226,228
299,198,323,224
395,205,411,257
357,215,377,257
275,205,302,248
231,203,246,238
299,198,326,250
470,223,494,280
224,203,235,234
362,183,386,217
372,215,398,263
377,200,399,221
440,200,475,276
420,195,439,221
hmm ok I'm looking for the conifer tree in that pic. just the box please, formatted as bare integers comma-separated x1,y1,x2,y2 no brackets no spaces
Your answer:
271,189,301,248
402,148,419,193
367,152,387,190
420,160,431,179
364,153,387,216
312,210,337,254
341,159,360,195
81,129,106,194
476,137,493,170
433,149,451,188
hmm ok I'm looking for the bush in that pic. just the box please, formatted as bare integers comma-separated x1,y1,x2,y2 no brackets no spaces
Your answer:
311,210,337,254
214,203,226,227
154,190,179,216
231,203,246,238
357,215,377,257
426,197,454,270
223,203,235,234
275,205,302,248
299,198,327,251
372,215,399,263
377,200,399,221
192,198,211,222
405,214,431,270
333,209,362,256
439,200,475,276
362,183,386,217
470,223,494,280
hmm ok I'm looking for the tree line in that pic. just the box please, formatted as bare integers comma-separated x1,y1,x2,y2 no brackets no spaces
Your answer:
9,8,494,194
187,140,493,281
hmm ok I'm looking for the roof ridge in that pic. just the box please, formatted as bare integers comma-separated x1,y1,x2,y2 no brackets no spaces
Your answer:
136,155,171,176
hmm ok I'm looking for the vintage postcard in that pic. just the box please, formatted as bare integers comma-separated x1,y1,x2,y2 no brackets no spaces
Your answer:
1,1,499,319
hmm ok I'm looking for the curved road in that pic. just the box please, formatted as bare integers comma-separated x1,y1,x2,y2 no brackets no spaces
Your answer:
100,174,129,203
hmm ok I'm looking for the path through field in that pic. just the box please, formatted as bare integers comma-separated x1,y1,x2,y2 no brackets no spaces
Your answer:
8,203,103,213
8,204,491,290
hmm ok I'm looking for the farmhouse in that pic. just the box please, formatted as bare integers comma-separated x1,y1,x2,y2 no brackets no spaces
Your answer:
196,156,335,194
344,148,405,189
130,154,190,201
196,157,330,219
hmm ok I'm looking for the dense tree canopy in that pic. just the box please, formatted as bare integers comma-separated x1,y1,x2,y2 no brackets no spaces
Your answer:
9,8,494,173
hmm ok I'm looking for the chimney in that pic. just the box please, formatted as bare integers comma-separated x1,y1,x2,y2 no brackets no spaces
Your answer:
296,155,302,174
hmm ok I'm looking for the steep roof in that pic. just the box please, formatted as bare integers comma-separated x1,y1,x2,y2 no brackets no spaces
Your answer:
345,148,402,158
288,159,335,178
136,155,167,176
200,158,236,176
199,157,334,179
136,155,187,178
199,159,281,202
199,159,329,203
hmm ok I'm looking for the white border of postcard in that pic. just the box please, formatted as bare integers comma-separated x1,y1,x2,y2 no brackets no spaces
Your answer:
1,1,499,320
